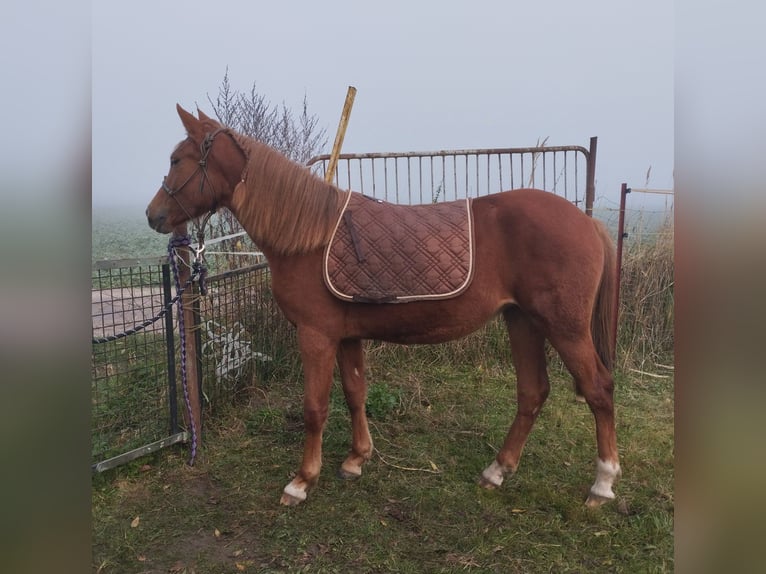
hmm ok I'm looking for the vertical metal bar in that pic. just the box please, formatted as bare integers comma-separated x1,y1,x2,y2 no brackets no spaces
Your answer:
162,262,178,434
613,183,630,364
371,157,376,197
452,155,457,200
473,154,478,197
407,157,412,204
418,156,423,204
358,158,364,194
441,155,446,201
464,154,468,198
574,154,580,206
384,158,389,202
430,156,435,202
498,153,504,192
585,136,598,216
395,157,400,203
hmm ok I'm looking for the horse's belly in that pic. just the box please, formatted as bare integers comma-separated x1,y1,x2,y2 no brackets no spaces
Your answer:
350,298,512,344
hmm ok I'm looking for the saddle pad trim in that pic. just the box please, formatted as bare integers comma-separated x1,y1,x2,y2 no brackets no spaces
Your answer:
323,191,475,303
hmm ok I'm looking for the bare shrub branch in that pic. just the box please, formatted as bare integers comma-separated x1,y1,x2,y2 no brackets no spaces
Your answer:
204,69,328,268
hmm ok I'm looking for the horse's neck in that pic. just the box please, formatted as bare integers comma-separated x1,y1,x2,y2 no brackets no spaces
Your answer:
227,142,342,257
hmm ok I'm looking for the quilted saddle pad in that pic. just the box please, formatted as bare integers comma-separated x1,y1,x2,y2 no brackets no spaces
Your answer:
323,192,475,303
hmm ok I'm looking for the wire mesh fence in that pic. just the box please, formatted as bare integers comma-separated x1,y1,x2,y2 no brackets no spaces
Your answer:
197,263,297,411
91,258,182,469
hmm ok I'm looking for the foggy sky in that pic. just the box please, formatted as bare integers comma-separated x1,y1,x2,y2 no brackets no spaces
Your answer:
92,1,673,209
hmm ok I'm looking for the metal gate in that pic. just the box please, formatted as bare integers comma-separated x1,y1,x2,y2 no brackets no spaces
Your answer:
307,137,597,214
91,257,187,472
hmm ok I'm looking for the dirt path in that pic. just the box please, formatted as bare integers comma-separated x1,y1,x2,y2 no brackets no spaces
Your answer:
91,286,168,339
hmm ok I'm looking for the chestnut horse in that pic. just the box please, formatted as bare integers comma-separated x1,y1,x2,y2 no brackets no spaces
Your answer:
147,105,620,507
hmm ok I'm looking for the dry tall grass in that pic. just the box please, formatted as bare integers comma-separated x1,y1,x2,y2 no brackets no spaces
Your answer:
615,212,674,371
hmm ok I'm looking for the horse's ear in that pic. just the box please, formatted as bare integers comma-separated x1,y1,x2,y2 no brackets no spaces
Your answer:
197,108,213,122
176,104,204,141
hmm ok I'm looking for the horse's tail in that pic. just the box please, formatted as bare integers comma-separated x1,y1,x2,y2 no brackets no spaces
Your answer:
591,219,617,372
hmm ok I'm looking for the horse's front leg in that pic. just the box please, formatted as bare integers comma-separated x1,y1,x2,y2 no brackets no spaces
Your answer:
337,338,373,479
280,327,337,506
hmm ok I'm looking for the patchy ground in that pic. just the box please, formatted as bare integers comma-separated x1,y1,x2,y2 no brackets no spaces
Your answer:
93,365,674,573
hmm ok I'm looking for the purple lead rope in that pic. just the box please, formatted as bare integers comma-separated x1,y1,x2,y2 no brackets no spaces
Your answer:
168,235,199,465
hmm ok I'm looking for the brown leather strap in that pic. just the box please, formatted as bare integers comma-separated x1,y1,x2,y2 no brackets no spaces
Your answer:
343,210,366,264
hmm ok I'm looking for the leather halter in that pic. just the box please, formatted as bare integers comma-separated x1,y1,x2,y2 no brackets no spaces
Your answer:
161,128,226,252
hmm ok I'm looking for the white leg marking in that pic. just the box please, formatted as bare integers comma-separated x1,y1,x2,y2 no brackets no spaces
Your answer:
481,460,505,487
283,481,308,502
589,459,621,499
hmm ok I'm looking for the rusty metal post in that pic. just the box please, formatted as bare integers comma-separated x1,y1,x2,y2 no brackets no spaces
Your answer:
585,136,598,216
325,86,357,184
612,183,630,364
174,224,203,455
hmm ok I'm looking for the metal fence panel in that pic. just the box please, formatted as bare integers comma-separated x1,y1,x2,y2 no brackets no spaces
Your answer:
91,258,184,471
307,144,593,210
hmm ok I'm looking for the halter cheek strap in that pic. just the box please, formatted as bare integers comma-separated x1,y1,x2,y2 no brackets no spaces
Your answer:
162,128,227,248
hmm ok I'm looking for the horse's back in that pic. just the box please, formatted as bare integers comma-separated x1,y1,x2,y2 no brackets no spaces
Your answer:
471,188,608,300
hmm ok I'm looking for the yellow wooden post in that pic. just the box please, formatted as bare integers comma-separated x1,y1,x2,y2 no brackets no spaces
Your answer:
325,86,357,184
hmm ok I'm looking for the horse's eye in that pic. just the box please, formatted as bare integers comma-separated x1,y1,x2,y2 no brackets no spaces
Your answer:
170,158,180,167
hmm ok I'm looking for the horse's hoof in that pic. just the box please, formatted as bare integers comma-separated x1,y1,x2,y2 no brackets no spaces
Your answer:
479,460,505,490
337,466,362,480
280,491,305,506
585,492,613,507
478,476,499,490
280,482,308,506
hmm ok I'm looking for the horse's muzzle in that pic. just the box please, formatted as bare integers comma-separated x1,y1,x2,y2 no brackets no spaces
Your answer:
146,207,170,234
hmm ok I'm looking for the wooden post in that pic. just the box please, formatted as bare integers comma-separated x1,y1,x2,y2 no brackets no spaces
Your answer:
325,86,357,184
173,224,203,457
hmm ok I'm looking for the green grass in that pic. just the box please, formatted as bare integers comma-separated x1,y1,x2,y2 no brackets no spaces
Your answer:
92,358,673,573
91,333,173,462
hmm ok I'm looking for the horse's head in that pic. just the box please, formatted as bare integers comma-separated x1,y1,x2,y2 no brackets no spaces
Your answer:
146,104,243,233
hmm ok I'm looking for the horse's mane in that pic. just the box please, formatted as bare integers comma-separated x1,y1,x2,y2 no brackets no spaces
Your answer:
228,131,345,257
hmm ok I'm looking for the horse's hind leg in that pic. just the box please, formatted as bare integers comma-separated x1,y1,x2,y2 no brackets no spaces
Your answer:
337,338,373,479
480,309,550,489
548,331,621,506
